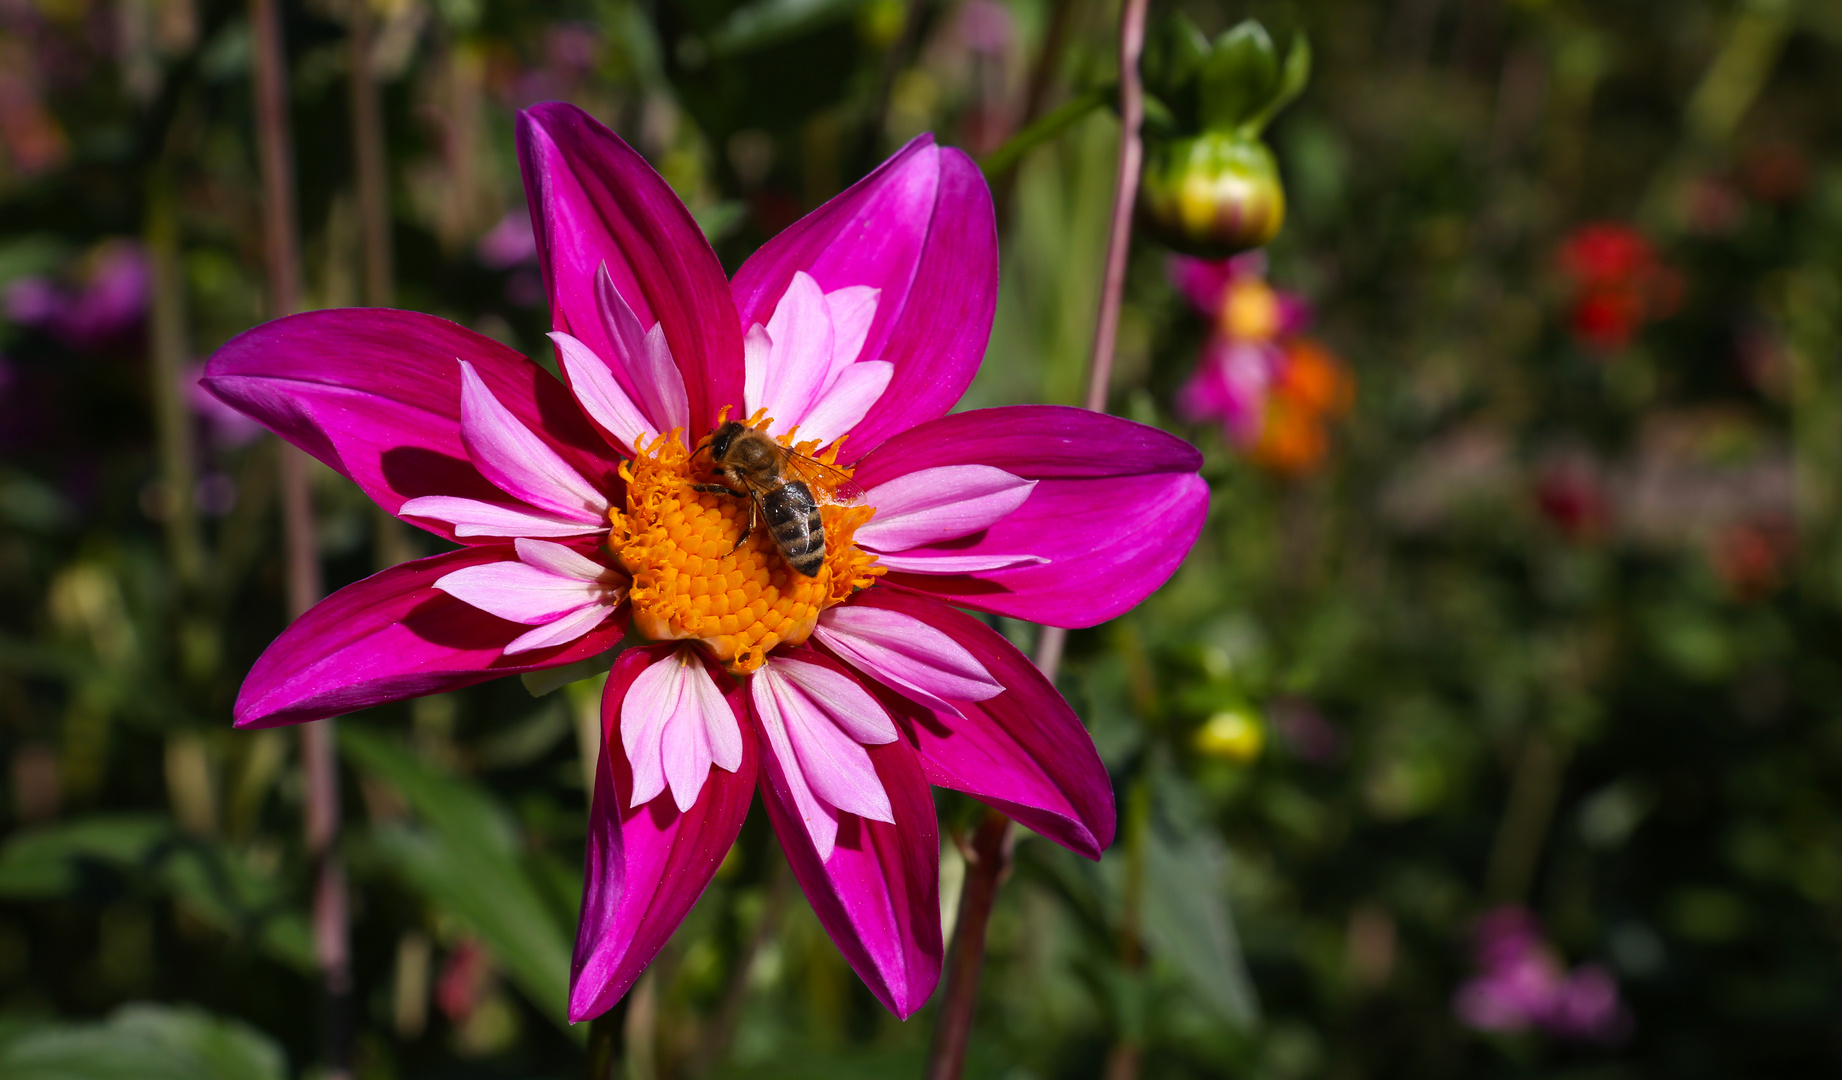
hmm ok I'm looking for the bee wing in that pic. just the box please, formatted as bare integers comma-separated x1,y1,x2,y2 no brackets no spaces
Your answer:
783,449,867,506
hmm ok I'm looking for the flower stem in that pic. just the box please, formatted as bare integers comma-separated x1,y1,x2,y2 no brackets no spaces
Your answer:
348,0,393,308
924,806,1015,1080
1084,0,1149,416
252,0,350,1074
978,85,1110,183
925,4,1150,1073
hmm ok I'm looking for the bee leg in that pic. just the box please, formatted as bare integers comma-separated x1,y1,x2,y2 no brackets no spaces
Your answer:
691,483,738,496
728,500,757,554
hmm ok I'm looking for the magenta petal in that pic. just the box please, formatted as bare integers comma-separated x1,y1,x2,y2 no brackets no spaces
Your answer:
571,645,757,1022
730,136,996,455
517,103,743,434
851,406,1207,627
756,660,942,1018
202,309,618,543
844,589,1115,859
233,546,626,728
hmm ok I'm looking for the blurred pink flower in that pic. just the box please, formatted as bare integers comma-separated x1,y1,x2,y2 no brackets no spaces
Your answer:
477,210,538,269
4,240,149,350
1171,253,1347,473
956,0,1016,55
1454,906,1630,1043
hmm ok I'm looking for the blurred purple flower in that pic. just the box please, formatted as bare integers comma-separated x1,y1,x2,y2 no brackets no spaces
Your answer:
1271,696,1342,764
546,23,600,72
184,362,265,447
1454,906,1630,1043
5,240,149,350
956,0,1016,55
498,22,602,108
477,210,538,269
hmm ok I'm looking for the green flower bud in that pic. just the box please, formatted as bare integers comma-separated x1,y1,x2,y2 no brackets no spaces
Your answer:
1138,130,1285,257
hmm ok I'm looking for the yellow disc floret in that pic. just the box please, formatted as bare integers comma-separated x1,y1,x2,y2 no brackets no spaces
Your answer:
611,418,882,674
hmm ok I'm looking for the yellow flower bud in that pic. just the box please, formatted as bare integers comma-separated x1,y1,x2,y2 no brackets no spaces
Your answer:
1195,708,1265,763
1139,132,1285,258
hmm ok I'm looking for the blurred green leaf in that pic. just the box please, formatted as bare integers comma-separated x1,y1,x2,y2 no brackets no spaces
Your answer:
0,234,65,290
1200,20,1279,132
1142,779,1260,1027
341,724,576,1031
0,1004,285,1080
708,0,868,58
1243,34,1311,133
0,815,171,897
695,200,749,244
1143,12,1211,103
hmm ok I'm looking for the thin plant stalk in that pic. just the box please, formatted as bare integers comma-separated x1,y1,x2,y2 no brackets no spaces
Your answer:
251,0,351,1074
346,0,416,570
925,0,1150,1075
145,167,204,590
348,0,392,307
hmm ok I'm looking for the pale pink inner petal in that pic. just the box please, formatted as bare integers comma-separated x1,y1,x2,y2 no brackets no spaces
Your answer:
621,647,745,811
794,361,893,449
813,605,1002,719
433,561,609,624
742,325,773,412
870,551,1050,573
398,495,606,539
595,264,689,435
822,285,880,382
856,465,1037,552
744,275,894,445
691,665,745,773
660,689,714,812
621,654,680,807
503,602,613,655
754,271,835,436
753,660,899,861
762,659,895,820
751,670,841,858
552,331,654,453
457,360,607,522
771,655,901,744
512,537,610,581
434,539,624,657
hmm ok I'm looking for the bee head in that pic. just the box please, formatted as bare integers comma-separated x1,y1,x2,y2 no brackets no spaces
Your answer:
708,421,746,461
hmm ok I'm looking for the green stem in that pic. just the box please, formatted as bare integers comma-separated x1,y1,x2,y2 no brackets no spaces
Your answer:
979,85,1110,181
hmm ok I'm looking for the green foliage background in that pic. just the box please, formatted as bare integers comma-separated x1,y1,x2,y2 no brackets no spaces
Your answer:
1,0,1840,1077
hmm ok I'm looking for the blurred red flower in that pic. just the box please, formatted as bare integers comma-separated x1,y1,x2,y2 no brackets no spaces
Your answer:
1557,223,1679,353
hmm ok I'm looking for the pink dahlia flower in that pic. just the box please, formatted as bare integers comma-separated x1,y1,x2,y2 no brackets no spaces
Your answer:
203,103,1207,1021
1170,252,1309,447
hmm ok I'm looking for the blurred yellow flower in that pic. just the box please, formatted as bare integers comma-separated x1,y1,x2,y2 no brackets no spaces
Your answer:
1196,708,1265,763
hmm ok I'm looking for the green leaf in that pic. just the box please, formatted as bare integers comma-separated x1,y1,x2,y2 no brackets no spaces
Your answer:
1140,780,1260,1027
694,200,749,244
341,724,577,1031
708,0,869,58
1143,12,1212,100
0,815,172,897
0,1004,285,1080
1242,33,1312,134
1199,20,1279,132
155,844,315,973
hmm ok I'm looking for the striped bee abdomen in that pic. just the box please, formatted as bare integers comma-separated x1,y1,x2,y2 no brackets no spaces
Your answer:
762,481,825,577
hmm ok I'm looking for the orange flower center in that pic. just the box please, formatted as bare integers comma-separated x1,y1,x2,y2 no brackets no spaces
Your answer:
1220,277,1281,341
610,417,881,674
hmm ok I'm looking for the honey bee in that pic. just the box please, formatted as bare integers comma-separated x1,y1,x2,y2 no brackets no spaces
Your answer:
694,421,865,577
